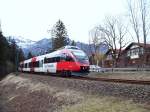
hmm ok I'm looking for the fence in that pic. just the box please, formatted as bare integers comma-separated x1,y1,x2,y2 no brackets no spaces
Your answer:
104,67,150,72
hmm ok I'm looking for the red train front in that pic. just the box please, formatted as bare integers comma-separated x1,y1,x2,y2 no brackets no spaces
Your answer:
56,46,90,76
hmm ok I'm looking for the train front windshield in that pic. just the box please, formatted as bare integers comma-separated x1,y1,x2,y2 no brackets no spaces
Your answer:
71,50,89,64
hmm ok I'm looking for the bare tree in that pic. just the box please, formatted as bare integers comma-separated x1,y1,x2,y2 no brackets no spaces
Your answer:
127,0,150,45
97,17,128,67
89,26,103,65
127,0,140,43
139,0,149,45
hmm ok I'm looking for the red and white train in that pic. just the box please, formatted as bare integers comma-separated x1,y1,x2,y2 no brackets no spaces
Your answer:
19,46,90,76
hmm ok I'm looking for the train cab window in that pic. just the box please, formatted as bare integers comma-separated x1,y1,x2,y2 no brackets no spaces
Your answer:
66,56,74,62
60,53,66,61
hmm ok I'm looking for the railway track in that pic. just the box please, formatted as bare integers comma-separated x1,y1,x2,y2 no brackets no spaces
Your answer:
69,76,150,85
19,72,150,85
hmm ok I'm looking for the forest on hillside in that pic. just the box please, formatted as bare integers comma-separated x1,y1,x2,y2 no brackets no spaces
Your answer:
0,30,24,79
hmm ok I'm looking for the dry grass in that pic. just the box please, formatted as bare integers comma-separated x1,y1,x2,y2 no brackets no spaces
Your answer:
63,95,149,112
0,74,84,112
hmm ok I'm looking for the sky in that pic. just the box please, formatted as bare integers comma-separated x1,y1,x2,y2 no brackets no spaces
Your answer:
0,0,126,43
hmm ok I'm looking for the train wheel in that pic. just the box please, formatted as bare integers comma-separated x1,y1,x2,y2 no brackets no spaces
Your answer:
67,70,71,77
61,70,66,77
61,70,71,77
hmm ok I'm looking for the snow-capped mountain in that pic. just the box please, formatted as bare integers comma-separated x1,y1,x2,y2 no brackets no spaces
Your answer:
7,36,36,48
7,36,108,58
7,36,53,57
23,38,52,57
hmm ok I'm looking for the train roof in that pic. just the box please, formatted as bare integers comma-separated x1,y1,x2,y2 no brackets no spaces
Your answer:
57,46,81,50
20,46,83,64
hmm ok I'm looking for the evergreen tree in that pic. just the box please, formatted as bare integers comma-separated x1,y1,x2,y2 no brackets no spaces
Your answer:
9,39,18,64
27,51,33,59
0,30,9,66
71,40,76,46
18,48,25,62
0,24,25,75
7,38,25,71
0,27,10,76
51,20,69,50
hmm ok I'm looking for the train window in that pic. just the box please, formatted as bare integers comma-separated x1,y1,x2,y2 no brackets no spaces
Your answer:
33,61,39,67
45,58,49,63
29,62,32,68
26,63,28,68
39,60,43,67
56,57,60,62
49,58,54,63
25,63,27,68
44,58,47,63
48,58,52,63
44,57,60,63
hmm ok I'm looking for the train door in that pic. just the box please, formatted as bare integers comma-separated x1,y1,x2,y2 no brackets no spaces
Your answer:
44,57,57,73
39,59,44,72
31,57,36,72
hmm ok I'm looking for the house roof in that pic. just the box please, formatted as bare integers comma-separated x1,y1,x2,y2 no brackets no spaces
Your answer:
105,49,124,55
105,42,150,56
125,42,150,51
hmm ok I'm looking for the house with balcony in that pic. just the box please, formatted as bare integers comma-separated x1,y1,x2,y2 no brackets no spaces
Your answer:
104,42,150,67
123,42,150,67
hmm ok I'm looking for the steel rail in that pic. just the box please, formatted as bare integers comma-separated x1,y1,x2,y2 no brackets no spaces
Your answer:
69,76,150,85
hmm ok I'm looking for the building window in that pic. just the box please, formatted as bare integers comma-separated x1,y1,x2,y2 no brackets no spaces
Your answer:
127,51,130,56
140,48,144,54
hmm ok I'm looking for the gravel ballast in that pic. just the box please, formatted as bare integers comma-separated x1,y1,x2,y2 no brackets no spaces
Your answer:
19,73,150,104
